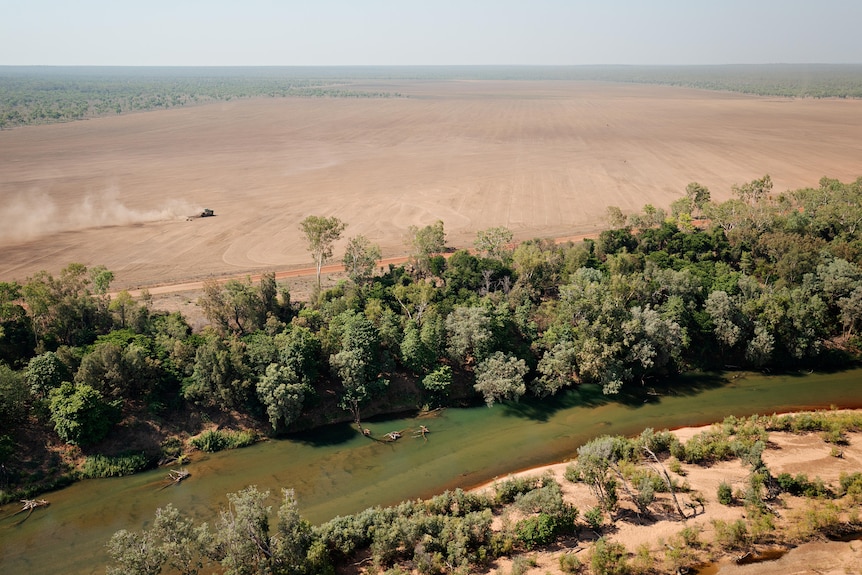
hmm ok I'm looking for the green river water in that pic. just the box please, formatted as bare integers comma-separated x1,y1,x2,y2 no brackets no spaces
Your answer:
1,368,860,574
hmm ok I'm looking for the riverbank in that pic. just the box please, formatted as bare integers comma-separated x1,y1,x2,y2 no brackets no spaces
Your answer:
471,410,862,575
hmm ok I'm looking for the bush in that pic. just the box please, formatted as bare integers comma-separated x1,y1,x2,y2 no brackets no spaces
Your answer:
515,513,558,549
776,473,831,498
717,481,733,505
494,475,540,504
48,382,121,446
190,429,257,452
584,506,604,530
712,519,748,550
510,555,536,575
559,552,581,573
591,537,628,575
839,472,862,502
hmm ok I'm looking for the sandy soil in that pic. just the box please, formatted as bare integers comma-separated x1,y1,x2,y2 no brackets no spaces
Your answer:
472,417,862,575
2,81,861,290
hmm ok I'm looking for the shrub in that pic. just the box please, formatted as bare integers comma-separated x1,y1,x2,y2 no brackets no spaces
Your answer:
789,501,841,539
591,537,629,575
712,519,748,550
584,506,604,531
717,481,733,505
510,555,536,575
559,551,581,573
776,473,831,498
515,513,558,549
495,475,540,504
564,463,581,483
514,479,566,516
839,472,862,502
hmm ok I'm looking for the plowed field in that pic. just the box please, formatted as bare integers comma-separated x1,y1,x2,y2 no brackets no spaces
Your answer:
2,80,860,289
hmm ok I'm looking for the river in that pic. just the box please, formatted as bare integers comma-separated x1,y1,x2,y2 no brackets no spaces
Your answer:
1,368,860,574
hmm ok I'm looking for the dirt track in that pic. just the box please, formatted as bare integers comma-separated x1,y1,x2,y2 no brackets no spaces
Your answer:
1,80,861,290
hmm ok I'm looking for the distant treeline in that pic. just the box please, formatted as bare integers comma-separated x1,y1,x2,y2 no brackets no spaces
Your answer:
0,66,403,129
2,64,860,129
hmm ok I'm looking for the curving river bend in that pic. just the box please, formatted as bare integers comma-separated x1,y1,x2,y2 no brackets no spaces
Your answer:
1,368,861,574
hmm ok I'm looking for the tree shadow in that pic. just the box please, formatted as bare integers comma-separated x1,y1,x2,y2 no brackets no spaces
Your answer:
501,384,609,422
289,421,358,447
501,371,731,422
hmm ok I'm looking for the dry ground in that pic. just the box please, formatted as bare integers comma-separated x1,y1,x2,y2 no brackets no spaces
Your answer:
473,420,862,575
2,81,862,290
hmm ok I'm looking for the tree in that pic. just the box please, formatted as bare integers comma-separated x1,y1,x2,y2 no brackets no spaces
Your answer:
271,488,315,574
215,486,275,575
184,334,251,409
329,311,388,426
256,363,307,431
399,321,435,375
0,363,29,429
421,365,452,401
26,350,69,399
733,174,773,204
106,529,165,575
445,305,493,366
342,235,381,284
48,381,119,446
0,281,33,366
300,215,347,290
606,206,628,229
535,341,578,397
473,351,527,407
474,226,513,261
407,220,446,276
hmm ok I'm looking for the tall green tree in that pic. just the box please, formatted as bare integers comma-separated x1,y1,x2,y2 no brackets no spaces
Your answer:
473,351,527,406
474,226,513,261
329,311,388,426
407,220,446,276
300,215,347,290
48,381,119,446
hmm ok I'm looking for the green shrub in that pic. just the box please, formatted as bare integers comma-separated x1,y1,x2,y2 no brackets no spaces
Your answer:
776,473,831,498
712,519,748,550
591,537,628,575
190,429,257,452
564,463,581,483
515,513,558,549
717,481,733,505
510,555,536,575
494,475,541,504
79,452,154,478
839,472,862,501
584,506,604,530
559,551,581,573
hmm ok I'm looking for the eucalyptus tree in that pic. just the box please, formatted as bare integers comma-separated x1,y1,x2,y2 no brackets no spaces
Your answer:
342,234,381,284
300,215,347,290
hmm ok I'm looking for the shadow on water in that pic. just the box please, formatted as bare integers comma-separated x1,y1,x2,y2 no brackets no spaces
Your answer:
290,420,357,447
501,383,608,421
501,371,729,422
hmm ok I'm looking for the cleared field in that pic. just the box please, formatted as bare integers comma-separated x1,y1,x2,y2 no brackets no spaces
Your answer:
1,80,861,289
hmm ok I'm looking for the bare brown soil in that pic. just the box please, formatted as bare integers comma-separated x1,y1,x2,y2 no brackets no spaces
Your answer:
2,81,861,290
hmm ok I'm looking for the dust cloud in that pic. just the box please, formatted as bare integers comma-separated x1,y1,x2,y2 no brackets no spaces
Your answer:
0,187,202,244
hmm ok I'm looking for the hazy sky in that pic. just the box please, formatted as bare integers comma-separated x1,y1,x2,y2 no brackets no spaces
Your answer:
3,0,861,66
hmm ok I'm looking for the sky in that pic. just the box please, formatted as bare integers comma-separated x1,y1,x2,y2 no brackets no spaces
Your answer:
2,0,861,67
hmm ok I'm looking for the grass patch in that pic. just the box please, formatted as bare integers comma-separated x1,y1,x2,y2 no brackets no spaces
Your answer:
79,452,155,478
190,429,258,453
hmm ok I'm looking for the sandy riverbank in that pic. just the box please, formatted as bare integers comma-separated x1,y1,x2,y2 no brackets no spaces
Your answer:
471,412,862,575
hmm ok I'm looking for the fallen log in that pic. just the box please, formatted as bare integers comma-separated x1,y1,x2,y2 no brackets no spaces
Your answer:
168,469,190,483
7,499,49,523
